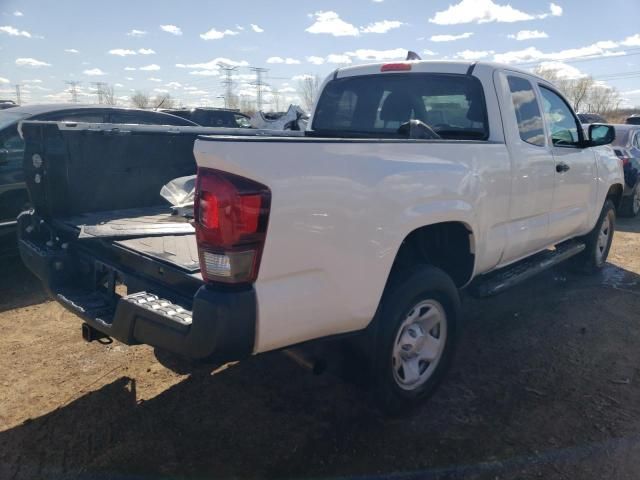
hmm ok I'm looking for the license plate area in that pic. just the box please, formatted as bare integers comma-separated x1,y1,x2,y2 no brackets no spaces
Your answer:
94,261,127,298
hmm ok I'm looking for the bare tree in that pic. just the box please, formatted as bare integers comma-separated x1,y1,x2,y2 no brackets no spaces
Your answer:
532,66,620,114
297,74,321,112
130,91,150,109
239,95,256,116
101,84,117,106
270,89,282,112
586,85,621,115
153,93,176,109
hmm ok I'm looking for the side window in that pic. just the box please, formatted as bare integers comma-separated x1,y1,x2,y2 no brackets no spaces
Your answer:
634,132,640,149
539,86,581,147
0,126,25,166
45,112,105,123
507,76,545,147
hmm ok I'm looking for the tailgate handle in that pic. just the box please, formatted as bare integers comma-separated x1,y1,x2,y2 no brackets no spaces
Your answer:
556,162,570,173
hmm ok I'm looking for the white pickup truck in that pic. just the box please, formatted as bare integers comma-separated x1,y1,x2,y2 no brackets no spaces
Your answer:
18,60,623,412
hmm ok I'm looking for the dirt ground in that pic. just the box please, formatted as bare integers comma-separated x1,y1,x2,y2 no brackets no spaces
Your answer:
1,217,640,480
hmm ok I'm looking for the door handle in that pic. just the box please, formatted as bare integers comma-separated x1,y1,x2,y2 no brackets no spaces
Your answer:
556,162,570,173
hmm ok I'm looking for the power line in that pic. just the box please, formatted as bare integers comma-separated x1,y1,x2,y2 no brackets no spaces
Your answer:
92,82,107,104
65,80,80,103
516,47,640,68
250,67,269,112
217,63,238,108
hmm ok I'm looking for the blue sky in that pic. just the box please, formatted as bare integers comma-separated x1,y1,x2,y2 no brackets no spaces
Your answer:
1,0,640,109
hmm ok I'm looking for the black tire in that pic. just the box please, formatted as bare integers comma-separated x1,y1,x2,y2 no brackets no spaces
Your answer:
619,185,640,217
368,265,460,415
572,199,616,274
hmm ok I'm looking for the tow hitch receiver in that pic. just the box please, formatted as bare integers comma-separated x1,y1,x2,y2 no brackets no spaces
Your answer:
81,322,111,343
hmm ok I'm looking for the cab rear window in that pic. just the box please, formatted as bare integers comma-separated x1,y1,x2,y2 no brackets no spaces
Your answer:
312,73,489,140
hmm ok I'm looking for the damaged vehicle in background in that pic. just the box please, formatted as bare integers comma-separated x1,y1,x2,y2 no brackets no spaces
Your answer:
610,124,640,217
161,107,252,129
18,59,623,413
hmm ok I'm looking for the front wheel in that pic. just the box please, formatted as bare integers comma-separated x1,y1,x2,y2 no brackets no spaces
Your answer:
572,199,616,273
369,266,460,414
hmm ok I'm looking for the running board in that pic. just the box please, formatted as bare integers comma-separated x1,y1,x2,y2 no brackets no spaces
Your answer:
469,242,585,297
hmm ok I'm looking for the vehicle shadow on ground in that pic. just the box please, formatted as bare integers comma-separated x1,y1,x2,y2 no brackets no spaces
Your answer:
616,215,640,233
0,253,48,313
2,262,640,479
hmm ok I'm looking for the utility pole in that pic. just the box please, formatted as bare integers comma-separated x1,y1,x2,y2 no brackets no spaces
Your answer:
65,80,80,103
217,63,238,109
14,84,22,105
92,82,107,104
250,67,269,112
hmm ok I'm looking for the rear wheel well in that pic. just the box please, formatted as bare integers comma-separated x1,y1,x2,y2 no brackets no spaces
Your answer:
607,183,623,209
389,222,475,288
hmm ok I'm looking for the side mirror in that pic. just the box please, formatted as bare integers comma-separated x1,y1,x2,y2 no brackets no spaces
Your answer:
587,124,615,147
0,148,9,165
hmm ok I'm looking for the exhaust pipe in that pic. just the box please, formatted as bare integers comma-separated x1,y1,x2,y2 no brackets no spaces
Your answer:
81,323,110,343
283,348,327,375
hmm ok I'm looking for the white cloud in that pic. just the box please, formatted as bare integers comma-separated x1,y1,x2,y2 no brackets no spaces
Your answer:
83,68,106,76
251,24,264,33
183,86,198,91
622,34,640,47
305,11,359,37
148,77,162,82
549,3,562,16
279,86,297,93
176,57,249,70
114,83,124,87
189,70,219,76
23,79,41,84
124,66,136,71
13,11,23,16
109,48,137,56
360,20,404,34
200,28,239,40
0,25,31,38
125,76,134,81
535,61,586,79
139,64,160,71
138,48,155,55
493,40,624,64
307,56,325,65
154,88,169,93
267,56,301,64
430,32,473,42
64,48,79,54
292,74,315,82
186,89,208,95
16,57,50,67
127,29,147,37
422,49,437,56
429,0,559,25
165,82,182,88
456,49,495,60
305,11,404,37
508,30,548,41
0,77,9,84
326,54,352,64
160,25,182,36
345,48,407,61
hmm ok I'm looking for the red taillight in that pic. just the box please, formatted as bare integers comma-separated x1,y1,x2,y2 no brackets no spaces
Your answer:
194,167,271,284
380,63,412,72
614,149,631,166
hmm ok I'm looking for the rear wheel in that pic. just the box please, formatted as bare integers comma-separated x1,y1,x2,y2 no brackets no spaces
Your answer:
619,185,640,217
572,200,616,273
369,265,460,414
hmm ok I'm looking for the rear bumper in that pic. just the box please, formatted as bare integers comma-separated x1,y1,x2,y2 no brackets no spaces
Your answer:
19,224,256,361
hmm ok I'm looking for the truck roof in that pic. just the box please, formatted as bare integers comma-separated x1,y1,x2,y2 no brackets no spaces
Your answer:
334,60,539,81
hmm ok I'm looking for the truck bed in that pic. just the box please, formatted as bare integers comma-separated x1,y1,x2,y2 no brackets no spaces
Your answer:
115,234,199,273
